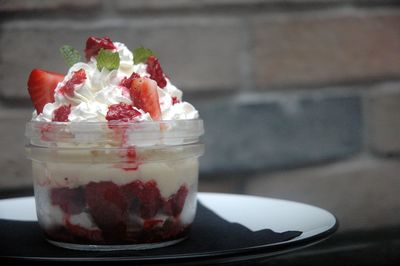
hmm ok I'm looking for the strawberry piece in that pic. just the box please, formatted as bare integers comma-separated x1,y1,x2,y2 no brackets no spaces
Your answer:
50,187,85,215
130,77,161,120
172,96,180,105
27,69,64,113
84,36,116,61
139,180,163,219
65,219,103,242
85,182,128,239
122,180,162,219
52,105,71,122
122,180,144,200
106,103,140,122
146,55,167,88
59,69,86,97
120,72,140,89
164,185,188,217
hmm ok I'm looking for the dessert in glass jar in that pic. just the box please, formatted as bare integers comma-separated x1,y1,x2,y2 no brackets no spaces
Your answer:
25,37,204,250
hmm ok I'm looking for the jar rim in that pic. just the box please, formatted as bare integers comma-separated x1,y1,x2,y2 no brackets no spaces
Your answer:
26,119,204,148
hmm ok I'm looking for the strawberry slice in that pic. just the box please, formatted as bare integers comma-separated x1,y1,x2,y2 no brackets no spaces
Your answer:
85,182,128,240
130,77,161,120
27,69,64,113
84,36,116,61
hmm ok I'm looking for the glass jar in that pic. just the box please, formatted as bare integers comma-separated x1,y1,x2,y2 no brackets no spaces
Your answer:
25,120,204,251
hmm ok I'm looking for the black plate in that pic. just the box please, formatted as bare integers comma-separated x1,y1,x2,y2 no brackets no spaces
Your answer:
0,193,338,265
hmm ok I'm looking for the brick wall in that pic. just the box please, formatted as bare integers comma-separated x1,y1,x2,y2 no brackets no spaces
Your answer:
1,0,399,232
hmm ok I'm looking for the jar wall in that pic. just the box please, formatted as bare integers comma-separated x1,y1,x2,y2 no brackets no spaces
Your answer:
32,156,199,247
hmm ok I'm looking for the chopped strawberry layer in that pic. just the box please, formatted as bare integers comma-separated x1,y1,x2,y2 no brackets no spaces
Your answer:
106,103,141,122
47,180,190,244
52,105,71,122
59,69,86,97
85,36,116,61
146,55,167,88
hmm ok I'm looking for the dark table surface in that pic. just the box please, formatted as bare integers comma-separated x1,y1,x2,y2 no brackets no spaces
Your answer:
1,189,399,266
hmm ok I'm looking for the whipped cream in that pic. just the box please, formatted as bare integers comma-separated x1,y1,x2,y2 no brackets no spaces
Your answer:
33,42,198,122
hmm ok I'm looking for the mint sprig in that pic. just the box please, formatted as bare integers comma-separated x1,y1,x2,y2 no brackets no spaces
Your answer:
60,45,81,67
133,47,154,64
96,48,120,71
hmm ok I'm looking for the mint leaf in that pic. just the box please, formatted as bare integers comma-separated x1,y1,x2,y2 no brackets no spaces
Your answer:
96,48,120,71
133,47,154,64
60,45,81,67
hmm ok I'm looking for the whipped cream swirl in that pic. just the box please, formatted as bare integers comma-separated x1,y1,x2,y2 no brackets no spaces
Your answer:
33,42,198,122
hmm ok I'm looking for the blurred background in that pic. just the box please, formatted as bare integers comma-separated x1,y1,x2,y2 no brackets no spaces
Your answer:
0,0,400,263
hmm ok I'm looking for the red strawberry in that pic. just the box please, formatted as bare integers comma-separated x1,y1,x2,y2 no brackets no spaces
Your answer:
84,36,116,61
146,55,167,88
139,180,163,219
172,96,180,105
122,180,162,219
122,180,144,201
27,69,64,113
50,187,85,215
59,69,86,97
85,182,128,239
130,77,161,120
53,105,71,122
119,72,140,89
164,185,188,217
106,103,140,122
